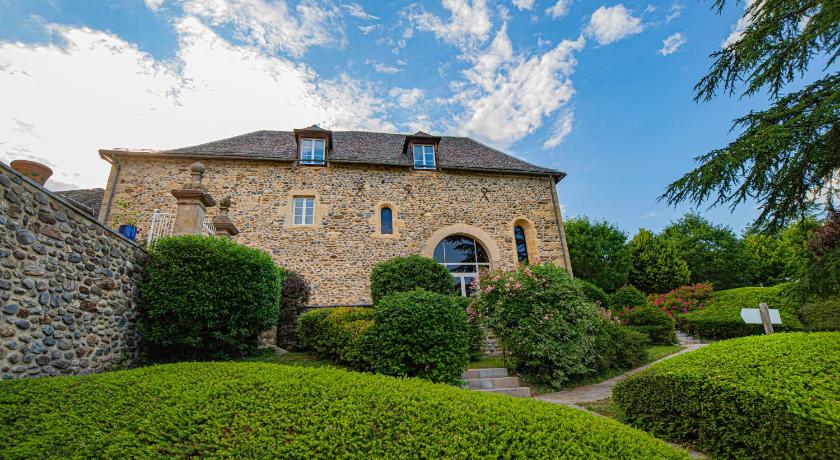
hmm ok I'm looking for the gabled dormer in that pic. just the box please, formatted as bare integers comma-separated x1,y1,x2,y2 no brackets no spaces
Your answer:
403,131,441,170
294,125,332,166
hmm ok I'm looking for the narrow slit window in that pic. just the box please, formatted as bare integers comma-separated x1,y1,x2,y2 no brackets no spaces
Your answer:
293,197,315,225
514,225,529,263
380,207,393,234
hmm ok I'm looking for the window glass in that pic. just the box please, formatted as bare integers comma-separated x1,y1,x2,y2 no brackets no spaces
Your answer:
433,235,490,296
380,207,393,234
514,225,529,263
300,138,325,165
413,144,435,169
293,197,315,225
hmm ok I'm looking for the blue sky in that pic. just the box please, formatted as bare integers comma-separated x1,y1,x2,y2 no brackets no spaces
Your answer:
0,0,823,235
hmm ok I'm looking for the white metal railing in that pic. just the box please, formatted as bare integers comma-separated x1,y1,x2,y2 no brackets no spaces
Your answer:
147,210,175,245
202,216,215,235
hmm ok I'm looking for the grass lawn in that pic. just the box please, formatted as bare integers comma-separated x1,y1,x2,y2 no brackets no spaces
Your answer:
467,355,508,369
582,397,622,419
646,345,683,362
239,349,345,369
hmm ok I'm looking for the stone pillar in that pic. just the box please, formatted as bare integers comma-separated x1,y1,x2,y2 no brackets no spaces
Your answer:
212,196,240,237
171,162,216,235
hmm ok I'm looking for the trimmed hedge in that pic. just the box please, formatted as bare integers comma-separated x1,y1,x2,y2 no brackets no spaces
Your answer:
369,255,456,304
296,307,373,366
799,298,840,331
619,306,677,345
677,285,802,339
609,285,647,310
593,321,648,372
277,271,311,349
362,289,469,384
138,235,282,359
614,333,840,458
575,278,610,308
0,363,688,459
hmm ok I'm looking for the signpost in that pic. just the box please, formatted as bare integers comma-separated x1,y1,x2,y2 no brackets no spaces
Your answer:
740,302,781,334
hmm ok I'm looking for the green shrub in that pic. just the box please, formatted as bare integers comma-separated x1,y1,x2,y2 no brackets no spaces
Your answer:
296,307,374,365
618,306,677,345
677,285,802,339
369,255,456,304
575,278,610,308
609,285,647,310
362,289,469,384
465,304,485,361
614,333,840,458
799,297,840,331
277,271,310,349
0,362,688,459
138,235,282,360
593,320,648,372
474,263,607,387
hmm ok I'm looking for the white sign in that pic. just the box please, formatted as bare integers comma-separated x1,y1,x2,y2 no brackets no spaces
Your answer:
740,308,782,325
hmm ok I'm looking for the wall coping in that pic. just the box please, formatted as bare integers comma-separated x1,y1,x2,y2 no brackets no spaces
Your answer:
0,161,145,250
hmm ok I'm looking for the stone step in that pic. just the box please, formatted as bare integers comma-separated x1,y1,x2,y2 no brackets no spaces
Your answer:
467,376,521,390
477,387,531,398
462,368,508,379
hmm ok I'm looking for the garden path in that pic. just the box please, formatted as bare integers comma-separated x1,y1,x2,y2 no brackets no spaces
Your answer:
536,332,706,406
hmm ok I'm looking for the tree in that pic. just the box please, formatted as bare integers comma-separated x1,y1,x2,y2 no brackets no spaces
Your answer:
660,0,839,232
564,217,632,292
741,232,788,286
660,213,745,289
628,229,691,294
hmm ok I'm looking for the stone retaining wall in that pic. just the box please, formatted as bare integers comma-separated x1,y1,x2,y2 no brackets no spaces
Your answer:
0,162,146,379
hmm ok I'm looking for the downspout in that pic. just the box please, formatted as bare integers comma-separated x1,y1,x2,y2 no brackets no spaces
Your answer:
99,151,122,226
549,176,574,277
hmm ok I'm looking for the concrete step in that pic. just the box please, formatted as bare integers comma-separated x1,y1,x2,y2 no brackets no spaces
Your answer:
467,376,521,390
462,368,508,379
477,387,531,398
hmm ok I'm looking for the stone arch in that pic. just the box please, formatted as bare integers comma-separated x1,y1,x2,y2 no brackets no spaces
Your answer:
369,201,403,238
421,223,501,269
511,216,539,264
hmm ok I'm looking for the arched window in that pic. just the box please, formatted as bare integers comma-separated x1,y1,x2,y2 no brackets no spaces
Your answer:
433,235,490,296
380,207,393,235
514,225,529,263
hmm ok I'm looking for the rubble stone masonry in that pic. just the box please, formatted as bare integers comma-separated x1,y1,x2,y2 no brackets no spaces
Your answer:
100,155,571,306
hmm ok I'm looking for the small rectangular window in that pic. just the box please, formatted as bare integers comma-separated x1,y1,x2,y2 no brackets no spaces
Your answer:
292,197,315,225
413,144,436,169
300,138,325,165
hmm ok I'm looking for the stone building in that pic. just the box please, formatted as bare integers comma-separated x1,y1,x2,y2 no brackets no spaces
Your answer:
93,126,573,306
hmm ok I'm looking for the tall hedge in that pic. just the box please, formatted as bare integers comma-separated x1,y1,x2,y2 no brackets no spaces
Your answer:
369,255,455,304
628,229,690,294
277,272,311,349
138,235,282,360
614,333,840,458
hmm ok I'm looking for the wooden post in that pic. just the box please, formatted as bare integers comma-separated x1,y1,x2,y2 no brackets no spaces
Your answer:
758,302,774,335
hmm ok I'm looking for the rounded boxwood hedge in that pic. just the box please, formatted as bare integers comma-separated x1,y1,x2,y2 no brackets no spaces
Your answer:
369,255,456,304
575,278,610,309
614,332,840,459
362,289,470,384
0,362,689,459
618,305,677,345
138,235,282,359
296,307,374,366
609,285,647,310
799,297,840,331
677,285,802,339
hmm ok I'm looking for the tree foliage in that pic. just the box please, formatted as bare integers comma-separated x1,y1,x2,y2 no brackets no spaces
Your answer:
628,229,691,294
661,0,840,231
660,213,745,289
564,217,632,292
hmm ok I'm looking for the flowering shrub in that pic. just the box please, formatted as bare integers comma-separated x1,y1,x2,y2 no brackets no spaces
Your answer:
649,283,713,317
609,285,648,310
474,263,616,387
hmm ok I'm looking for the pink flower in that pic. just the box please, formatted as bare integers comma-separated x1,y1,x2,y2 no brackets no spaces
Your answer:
543,314,550,320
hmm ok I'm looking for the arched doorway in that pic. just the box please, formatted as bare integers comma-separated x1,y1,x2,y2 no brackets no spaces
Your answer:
433,235,490,296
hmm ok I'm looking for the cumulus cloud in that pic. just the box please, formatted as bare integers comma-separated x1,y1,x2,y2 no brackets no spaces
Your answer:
658,32,686,55
462,24,514,91
665,2,683,22
545,0,573,19
0,17,393,189
342,2,379,20
512,0,535,11
584,4,643,45
389,87,424,108
408,0,492,51
144,0,165,12
368,60,401,74
458,36,585,147
722,0,758,48
543,111,574,148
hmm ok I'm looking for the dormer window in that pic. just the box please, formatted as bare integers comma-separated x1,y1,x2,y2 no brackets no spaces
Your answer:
413,144,436,169
300,138,325,165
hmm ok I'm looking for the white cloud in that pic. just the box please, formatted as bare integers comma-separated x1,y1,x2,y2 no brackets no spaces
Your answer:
178,0,345,57
358,24,377,35
545,0,573,19
342,2,379,20
665,3,683,22
584,4,643,45
408,0,492,51
722,0,758,48
144,0,165,12
0,17,393,189
389,87,424,108
543,111,574,148
658,32,686,55
370,61,401,74
512,0,535,11
458,36,585,147
462,24,513,91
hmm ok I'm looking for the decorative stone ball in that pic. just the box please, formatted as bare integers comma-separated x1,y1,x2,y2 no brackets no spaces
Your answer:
190,162,206,174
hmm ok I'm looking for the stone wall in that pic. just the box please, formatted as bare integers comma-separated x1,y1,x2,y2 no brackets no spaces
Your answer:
100,155,571,306
0,162,145,379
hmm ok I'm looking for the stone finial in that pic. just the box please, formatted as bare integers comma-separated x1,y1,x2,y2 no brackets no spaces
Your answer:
186,162,206,191
219,195,232,212
171,162,215,235
212,195,239,237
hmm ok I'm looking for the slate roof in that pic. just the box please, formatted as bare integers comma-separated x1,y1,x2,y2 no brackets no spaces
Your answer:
56,188,104,219
161,130,564,178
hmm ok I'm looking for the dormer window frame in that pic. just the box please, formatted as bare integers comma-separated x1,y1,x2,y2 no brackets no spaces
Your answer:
293,125,332,167
404,131,442,171
412,143,437,170
299,138,326,165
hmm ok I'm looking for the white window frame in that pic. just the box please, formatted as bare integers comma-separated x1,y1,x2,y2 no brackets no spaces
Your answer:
292,197,315,225
300,138,326,165
413,144,436,169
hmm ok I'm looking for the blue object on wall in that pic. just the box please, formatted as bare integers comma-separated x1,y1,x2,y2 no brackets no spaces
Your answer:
118,224,137,241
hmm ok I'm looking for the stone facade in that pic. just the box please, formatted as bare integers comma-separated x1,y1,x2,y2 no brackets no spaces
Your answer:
100,154,571,306
0,162,145,379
